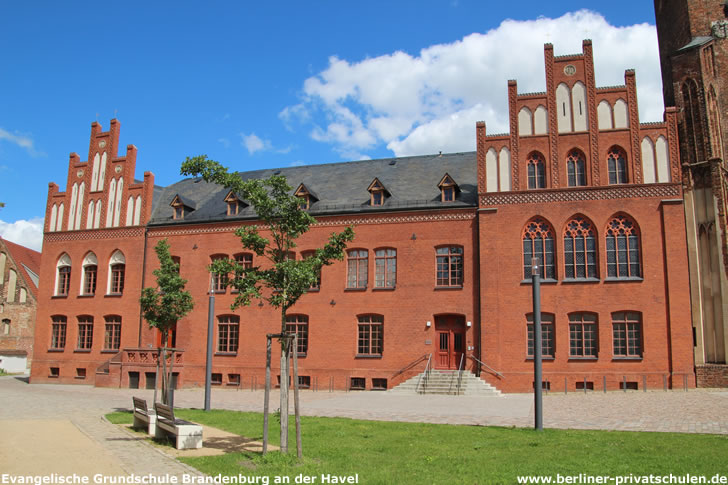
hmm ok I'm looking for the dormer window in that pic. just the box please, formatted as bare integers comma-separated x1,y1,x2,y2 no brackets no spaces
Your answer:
437,174,460,203
367,178,390,207
170,194,195,220
224,191,245,216
294,184,318,211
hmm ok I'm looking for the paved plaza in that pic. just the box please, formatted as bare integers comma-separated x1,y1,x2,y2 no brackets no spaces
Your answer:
0,375,726,477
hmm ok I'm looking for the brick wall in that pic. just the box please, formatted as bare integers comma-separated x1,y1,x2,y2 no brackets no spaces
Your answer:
696,364,728,387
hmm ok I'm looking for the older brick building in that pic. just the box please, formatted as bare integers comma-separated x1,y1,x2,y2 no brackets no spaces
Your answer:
0,237,41,372
655,0,728,386
30,41,696,392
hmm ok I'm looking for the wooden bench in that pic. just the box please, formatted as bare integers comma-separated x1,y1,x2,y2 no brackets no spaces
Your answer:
154,402,203,449
132,397,156,436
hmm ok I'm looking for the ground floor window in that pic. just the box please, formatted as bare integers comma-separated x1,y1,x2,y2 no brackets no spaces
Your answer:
77,317,93,350
612,312,642,358
569,313,598,357
51,317,67,349
357,315,383,356
527,313,554,358
104,316,121,350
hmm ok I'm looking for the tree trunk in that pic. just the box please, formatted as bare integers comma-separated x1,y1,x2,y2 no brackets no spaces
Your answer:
279,309,289,453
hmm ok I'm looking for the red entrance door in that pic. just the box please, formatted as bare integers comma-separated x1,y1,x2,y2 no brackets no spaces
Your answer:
435,315,466,369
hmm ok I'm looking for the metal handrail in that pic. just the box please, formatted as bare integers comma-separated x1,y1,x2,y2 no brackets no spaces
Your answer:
392,353,429,378
469,354,504,379
456,353,465,395
416,354,432,394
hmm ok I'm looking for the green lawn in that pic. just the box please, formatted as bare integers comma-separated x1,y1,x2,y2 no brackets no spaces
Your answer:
107,409,728,484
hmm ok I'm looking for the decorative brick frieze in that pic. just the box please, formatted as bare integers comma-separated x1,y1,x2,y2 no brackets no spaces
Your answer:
480,184,681,206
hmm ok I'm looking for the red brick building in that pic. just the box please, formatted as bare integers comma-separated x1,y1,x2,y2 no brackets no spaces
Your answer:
30,41,696,392
0,237,41,372
654,0,728,387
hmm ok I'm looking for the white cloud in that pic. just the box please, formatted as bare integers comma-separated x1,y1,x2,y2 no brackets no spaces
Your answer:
217,137,231,148
283,10,663,158
241,133,272,155
0,217,44,251
0,128,44,157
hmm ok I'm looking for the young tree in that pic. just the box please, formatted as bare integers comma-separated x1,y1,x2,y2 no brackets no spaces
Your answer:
181,155,354,454
140,239,194,405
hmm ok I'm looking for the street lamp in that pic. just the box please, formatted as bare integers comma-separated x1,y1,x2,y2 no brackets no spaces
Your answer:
531,258,543,431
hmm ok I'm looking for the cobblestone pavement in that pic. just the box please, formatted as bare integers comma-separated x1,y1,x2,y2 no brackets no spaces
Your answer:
0,375,726,477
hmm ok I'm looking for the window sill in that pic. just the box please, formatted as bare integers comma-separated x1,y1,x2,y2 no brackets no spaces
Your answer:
51,295,68,299
215,352,238,357
307,288,320,293
434,286,463,290
104,293,123,298
101,349,119,354
568,356,599,361
293,353,307,358
604,277,643,282
612,356,643,361
345,287,367,292
521,279,558,285
78,294,96,298
226,382,241,387
74,349,92,353
526,356,555,361
372,287,395,291
355,354,383,359
74,376,86,380
47,348,65,353
562,278,600,284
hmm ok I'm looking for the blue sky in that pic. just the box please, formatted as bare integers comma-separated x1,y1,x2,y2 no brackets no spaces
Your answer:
1,1,661,250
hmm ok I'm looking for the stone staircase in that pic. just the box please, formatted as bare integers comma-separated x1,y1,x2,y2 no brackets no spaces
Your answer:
390,370,501,396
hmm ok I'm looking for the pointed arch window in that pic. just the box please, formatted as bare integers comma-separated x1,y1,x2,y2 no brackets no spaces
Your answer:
108,250,126,294
563,216,597,279
527,153,546,189
566,150,586,187
55,254,72,297
607,147,628,184
523,218,555,280
606,215,641,279
81,252,98,295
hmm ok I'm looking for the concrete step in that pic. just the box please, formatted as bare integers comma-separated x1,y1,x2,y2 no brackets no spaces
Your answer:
390,370,501,395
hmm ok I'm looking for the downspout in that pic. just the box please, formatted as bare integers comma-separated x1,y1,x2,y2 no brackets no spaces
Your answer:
474,208,482,375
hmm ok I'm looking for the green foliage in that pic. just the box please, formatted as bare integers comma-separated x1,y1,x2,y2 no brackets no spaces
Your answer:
140,239,194,341
181,155,355,317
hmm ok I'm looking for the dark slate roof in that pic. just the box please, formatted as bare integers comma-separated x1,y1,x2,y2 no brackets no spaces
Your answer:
149,151,477,225
677,36,713,52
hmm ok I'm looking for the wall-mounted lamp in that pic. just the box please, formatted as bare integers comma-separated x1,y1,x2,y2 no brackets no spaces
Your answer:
258,301,264,308
411,233,417,241
192,244,198,250
426,321,431,327
467,321,472,328
330,299,336,306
